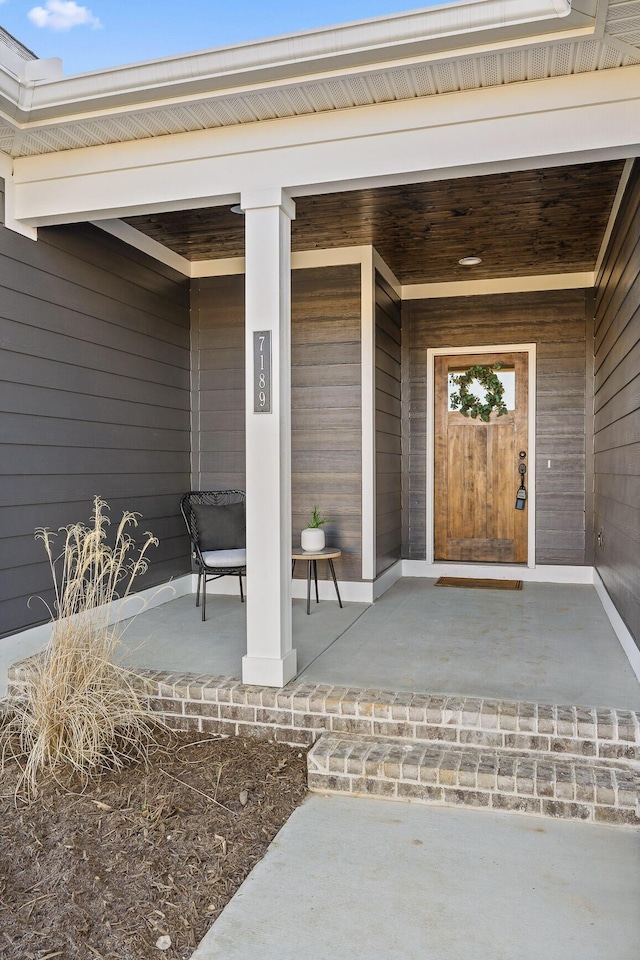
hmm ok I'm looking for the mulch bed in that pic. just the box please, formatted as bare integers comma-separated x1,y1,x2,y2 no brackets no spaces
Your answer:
0,728,309,959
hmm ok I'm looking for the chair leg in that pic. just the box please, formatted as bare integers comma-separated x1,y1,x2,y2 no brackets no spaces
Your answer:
196,569,202,607
202,575,206,622
239,573,244,603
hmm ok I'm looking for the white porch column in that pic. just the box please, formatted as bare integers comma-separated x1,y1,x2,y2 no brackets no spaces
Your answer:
241,187,297,688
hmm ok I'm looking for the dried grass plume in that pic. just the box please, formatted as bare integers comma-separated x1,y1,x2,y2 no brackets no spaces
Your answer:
2,497,161,798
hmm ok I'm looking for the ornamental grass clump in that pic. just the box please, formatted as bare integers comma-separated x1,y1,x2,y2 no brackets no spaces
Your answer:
2,497,160,798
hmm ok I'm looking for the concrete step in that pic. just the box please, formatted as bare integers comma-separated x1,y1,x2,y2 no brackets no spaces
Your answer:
307,733,640,827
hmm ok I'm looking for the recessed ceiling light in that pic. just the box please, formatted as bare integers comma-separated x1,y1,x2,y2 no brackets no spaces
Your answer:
230,204,244,215
458,256,482,266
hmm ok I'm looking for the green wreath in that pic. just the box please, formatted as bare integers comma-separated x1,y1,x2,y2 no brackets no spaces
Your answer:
449,362,508,422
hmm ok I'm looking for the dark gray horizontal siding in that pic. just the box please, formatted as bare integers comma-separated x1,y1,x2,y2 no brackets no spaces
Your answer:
192,275,246,495
1,380,189,430
0,219,191,638
193,265,363,582
593,162,640,649
291,266,362,582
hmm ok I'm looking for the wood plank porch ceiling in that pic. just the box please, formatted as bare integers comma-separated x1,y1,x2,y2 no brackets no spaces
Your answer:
124,160,625,284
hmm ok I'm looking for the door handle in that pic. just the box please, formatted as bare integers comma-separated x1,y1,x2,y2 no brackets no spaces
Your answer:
515,462,527,510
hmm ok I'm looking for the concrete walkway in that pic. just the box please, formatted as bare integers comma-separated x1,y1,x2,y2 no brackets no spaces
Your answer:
193,794,640,960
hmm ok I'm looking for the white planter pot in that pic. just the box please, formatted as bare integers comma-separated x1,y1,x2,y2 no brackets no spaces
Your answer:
301,527,325,552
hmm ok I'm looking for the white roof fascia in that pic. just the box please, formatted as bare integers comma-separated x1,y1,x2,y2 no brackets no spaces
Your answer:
7,0,589,123
1,21,601,134
0,65,23,120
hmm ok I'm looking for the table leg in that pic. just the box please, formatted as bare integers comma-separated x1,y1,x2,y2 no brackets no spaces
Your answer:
328,559,343,608
313,559,319,604
306,559,312,615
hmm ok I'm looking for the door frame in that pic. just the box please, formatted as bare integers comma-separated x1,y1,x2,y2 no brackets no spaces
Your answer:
426,343,537,569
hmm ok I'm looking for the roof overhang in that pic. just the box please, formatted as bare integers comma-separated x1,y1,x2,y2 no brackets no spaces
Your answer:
0,0,634,160
0,0,589,122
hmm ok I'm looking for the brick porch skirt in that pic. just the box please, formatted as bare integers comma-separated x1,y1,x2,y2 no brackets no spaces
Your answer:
6,663,640,826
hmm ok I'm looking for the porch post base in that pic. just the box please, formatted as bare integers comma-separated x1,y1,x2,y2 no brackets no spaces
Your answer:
242,649,298,688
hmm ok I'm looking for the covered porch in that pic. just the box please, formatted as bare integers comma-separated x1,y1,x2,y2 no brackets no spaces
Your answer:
1,0,639,704
118,578,640,711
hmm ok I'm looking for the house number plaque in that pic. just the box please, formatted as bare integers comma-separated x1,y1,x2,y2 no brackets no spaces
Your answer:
253,331,272,413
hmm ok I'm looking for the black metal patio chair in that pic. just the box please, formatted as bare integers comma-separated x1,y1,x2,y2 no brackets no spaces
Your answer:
179,490,246,621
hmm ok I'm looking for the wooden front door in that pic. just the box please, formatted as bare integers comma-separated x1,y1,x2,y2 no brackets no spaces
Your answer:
434,351,529,563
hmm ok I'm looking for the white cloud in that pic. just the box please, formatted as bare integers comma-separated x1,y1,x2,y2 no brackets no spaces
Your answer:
28,1,101,32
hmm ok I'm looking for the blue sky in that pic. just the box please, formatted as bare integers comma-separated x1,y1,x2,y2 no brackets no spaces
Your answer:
0,1,442,76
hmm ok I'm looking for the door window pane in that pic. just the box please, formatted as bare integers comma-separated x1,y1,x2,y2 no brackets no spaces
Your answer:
448,370,515,411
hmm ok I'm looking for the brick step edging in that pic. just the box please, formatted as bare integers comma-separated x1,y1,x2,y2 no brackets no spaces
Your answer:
308,733,640,827
8,664,640,765
139,674,640,764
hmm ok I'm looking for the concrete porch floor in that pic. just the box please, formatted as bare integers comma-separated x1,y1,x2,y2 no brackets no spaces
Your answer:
119,578,640,710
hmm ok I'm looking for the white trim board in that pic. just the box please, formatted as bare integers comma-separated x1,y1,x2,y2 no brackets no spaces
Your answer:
401,560,594,584
593,570,640,684
373,559,403,600
361,249,376,582
90,218,191,275
19,574,193,642
90,223,381,278
425,343,537,568
90,218,603,296
203,573,374,604
401,272,594,299
0,153,37,241
373,247,402,299
593,159,635,280
292,578,373,605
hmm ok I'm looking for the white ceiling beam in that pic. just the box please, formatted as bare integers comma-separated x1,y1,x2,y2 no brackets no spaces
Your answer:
91,218,191,275
12,65,640,229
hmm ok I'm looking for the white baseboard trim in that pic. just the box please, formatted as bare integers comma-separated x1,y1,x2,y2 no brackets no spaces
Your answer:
202,573,375,604
202,560,597,603
401,560,595,584
0,575,193,697
593,570,640,684
109,575,193,619
292,578,374,604
3,575,193,651
373,560,403,599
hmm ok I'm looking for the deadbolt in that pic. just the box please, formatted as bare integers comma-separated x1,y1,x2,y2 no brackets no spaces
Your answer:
519,451,527,459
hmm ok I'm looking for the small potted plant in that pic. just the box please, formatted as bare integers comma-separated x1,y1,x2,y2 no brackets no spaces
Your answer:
301,506,331,552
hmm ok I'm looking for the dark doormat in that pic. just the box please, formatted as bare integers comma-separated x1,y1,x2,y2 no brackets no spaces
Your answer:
435,577,523,591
